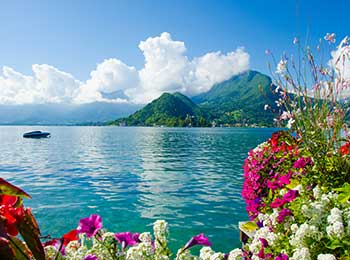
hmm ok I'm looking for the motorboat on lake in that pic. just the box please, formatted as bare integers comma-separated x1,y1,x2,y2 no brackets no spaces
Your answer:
23,131,51,138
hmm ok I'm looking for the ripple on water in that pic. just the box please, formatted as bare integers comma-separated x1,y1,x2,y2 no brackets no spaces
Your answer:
0,126,277,252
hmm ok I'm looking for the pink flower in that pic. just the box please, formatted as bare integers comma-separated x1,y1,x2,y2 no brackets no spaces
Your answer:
275,253,289,260
77,214,103,238
277,208,292,223
283,190,299,203
293,157,312,169
270,198,286,208
84,255,98,260
183,233,211,250
324,33,336,43
115,232,138,249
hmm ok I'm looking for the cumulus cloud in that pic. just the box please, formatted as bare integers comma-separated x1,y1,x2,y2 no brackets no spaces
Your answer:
75,58,139,103
0,32,249,105
329,37,350,98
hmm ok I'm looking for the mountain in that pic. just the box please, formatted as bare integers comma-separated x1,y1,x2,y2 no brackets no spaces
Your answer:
0,102,141,125
193,70,278,126
112,70,279,127
110,92,208,127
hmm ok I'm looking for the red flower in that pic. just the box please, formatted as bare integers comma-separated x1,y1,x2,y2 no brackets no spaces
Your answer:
63,229,79,246
340,142,350,156
0,195,25,236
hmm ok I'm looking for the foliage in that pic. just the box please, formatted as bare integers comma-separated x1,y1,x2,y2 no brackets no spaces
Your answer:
0,178,45,260
111,71,280,127
193,70,279,126
110,92,210,127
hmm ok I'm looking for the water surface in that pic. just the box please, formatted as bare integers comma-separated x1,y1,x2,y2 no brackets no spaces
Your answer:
0,126,276,252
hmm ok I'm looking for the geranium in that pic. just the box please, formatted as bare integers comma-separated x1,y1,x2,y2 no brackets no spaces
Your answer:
77,214,102,238
0,195,25,236
340,142,350,156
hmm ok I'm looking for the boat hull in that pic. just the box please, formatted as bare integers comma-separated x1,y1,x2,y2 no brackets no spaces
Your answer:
23,131,51,138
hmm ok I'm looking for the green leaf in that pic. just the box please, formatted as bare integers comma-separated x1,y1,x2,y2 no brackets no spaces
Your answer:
0,178,31,199
326,239,343,250
335,183,350,203
17,208,45,260
241,222,258,232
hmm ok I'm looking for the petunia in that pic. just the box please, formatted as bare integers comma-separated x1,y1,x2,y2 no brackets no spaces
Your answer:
84,255,98,260
77,214,102,238
275,253,289,260
277,208,292,223
115,232,138,249
283,190,299,203
183,233,211,250
270,198,286,208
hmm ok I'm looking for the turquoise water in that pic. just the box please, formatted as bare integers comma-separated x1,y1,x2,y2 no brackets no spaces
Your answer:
0,126,276,253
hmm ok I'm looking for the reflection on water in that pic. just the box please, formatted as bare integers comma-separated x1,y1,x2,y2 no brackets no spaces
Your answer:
0,126,276,252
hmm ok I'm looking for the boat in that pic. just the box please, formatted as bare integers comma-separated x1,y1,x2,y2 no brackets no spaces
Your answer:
23,131,51,138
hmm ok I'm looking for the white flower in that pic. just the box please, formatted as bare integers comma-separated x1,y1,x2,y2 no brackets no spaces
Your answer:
276,59,287,74
324,33,336,43
210,252,225,260
264,104,269,110
287,118,295,129
317,254,336,260
313,186,322,199
200,247,214,260
228,248,243,260
139,232,152,243
291,247,311,260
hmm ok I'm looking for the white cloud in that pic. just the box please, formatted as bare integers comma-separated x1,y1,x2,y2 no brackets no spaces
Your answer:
329,37,350,98
75,58,139,103
0,32,250,105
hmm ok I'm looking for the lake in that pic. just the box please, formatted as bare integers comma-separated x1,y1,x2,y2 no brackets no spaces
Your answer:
0,126,277,253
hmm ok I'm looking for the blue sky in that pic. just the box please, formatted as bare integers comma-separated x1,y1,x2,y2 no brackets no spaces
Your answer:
0,0,349,104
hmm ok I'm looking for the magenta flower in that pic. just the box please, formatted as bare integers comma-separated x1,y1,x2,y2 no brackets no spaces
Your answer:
275,253,289,260
183,233,211,250
283,190,299,203
115,232,138,249
277,208,292,223
84,255,98,260
293,157,312,169
77,214,103,238
270,198,286,208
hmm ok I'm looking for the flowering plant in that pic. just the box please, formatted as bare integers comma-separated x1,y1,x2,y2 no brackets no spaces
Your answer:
235,34,350,259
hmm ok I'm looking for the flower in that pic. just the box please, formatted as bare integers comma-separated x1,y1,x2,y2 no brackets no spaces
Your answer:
276,253,289,260
277,208,292,223
340,142,350,156
283,190,299,203
293,37,298,45
270,198,286,208
276,59,287,74
183,233,211,250
0,195,25,236
115,232,138,249
77,214,102,238
324,33,336,43
84,255,98,260
317,254,336,260
62,229,79,246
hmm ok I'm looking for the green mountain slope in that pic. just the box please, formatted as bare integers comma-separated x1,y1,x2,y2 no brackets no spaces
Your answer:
193,70,278,126
110,92,208,127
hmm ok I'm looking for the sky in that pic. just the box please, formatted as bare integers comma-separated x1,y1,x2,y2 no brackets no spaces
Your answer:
0,0,349,105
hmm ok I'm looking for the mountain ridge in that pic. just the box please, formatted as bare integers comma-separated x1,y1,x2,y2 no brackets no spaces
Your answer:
110,70,279,127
